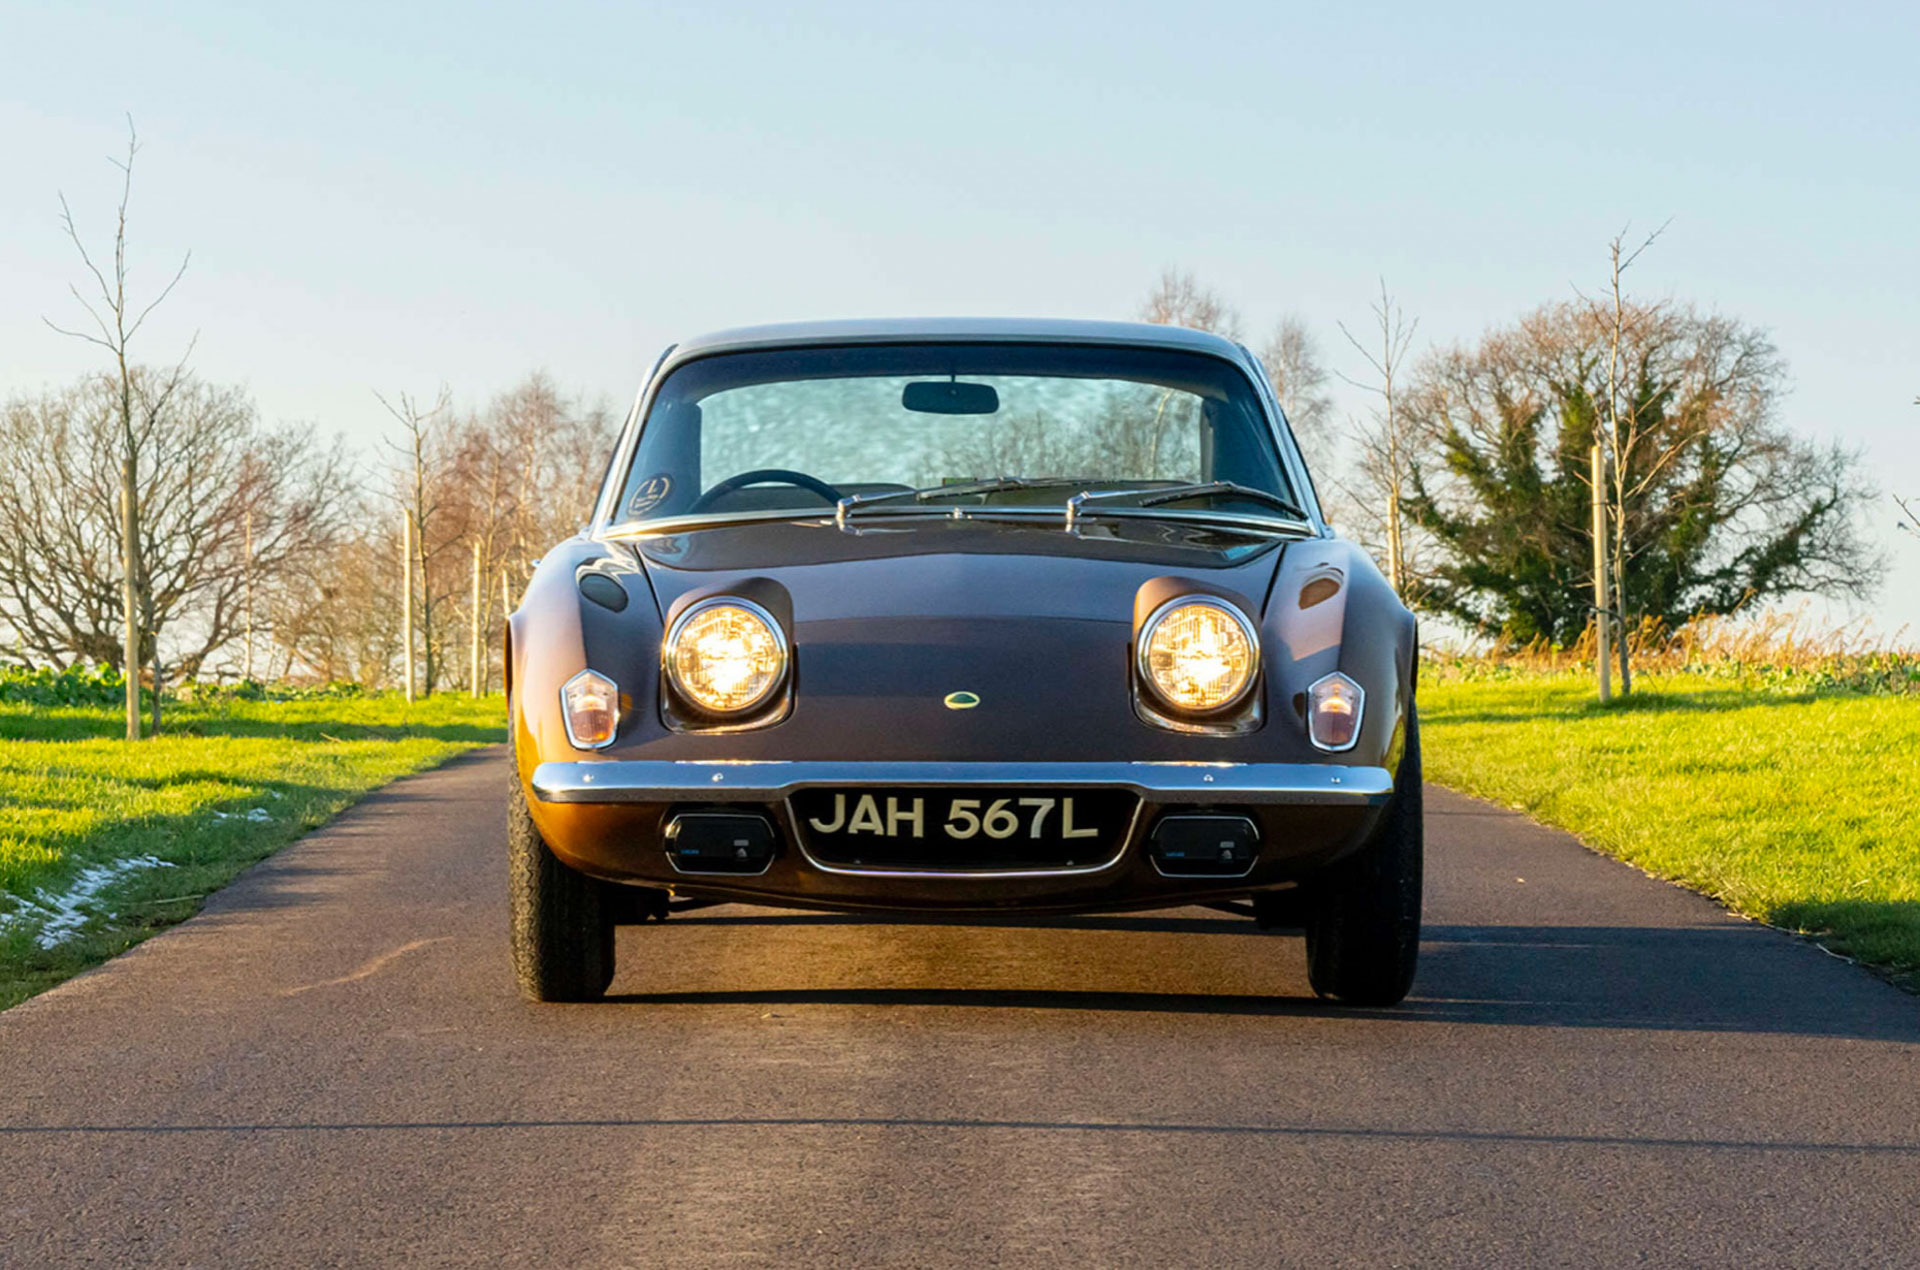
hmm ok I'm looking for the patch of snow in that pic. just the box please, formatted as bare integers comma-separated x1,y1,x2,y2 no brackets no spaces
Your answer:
0,855,174,950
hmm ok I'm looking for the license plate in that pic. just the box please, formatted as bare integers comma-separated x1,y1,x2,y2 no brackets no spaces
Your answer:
790,787,1138,871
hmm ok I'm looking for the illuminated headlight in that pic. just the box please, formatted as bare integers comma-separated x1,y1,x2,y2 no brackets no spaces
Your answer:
561,669,619,749
1307,671,1364,751
1138,598,1259,714
665,599,788,716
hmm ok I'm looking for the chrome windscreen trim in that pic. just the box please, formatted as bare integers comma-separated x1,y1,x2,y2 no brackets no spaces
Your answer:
529,760,1393,806
602,504,1313,541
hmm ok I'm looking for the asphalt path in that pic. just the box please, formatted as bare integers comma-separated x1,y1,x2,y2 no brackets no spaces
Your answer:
3,748,1918,1268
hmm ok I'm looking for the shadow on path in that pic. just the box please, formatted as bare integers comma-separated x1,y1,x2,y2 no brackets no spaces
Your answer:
599,913,1920,1043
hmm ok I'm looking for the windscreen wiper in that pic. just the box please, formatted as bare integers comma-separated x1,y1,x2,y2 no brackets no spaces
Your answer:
834,477,1097,528
1063,481,1311,529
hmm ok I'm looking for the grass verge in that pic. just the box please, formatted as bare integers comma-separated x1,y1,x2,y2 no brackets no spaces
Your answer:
1421,672,1920,989
0,694,502,1010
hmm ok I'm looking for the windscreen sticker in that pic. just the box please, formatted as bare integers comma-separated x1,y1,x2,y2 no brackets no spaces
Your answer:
627,475,673,516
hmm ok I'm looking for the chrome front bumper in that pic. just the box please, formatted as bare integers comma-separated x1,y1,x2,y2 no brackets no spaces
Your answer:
529,759,1393,806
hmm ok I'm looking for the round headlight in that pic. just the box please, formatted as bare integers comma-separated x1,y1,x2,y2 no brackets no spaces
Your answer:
1138,598,1259,714
665,599,788,716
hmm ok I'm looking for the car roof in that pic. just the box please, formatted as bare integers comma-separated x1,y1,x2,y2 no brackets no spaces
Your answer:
601,317,1326,534
668,317,1252,363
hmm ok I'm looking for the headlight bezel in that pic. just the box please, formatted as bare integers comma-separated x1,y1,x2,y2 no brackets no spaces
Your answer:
1135,595,1262,720
661,596,791,724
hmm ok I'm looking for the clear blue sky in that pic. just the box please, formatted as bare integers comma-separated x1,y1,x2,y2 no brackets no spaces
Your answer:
3,1,1915,635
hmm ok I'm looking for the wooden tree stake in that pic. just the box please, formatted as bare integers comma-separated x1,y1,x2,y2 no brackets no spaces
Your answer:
470,539,483,697
1593,444,1612,703
402,511,415,703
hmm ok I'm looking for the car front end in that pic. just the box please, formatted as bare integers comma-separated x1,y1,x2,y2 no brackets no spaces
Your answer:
507,319,1421,1004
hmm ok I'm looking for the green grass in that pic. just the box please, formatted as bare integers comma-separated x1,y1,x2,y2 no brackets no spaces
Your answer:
1422,672,1920,988
0,693,503,1010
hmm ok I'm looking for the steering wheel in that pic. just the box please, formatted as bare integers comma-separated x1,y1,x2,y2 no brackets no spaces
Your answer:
686,468,847,514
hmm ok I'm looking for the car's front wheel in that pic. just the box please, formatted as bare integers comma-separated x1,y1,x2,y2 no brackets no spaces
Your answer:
1303,710,1423,1006
509,763,615,1002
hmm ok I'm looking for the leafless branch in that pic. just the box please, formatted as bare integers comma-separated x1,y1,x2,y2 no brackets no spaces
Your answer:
1334,280,1421,597
1137,269,1243,341
55,192,119,319
41,315,117,353
1896,494,1919,538
1618,217,1673,273
126,250,193,343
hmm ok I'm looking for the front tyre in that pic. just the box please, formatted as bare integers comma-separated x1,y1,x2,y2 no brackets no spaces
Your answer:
509,765,614,1002
1304,710,1423,1006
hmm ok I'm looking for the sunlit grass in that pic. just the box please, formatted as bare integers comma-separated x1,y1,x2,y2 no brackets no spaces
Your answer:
1422,672,1920,988
0,693,503,1009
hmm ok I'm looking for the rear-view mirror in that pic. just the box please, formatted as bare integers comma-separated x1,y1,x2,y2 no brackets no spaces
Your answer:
902,380,1000,415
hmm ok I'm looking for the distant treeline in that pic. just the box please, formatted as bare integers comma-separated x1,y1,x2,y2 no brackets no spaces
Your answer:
0,264,1886,696
1139,268,1883,650
0,370,612,694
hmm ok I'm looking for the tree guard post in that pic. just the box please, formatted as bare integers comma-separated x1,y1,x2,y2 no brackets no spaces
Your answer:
122,461,142,739
1592,443,1612,703
470,539,483,697
402,511,415,703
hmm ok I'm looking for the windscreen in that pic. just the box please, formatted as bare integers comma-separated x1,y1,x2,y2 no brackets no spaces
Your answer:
612,343,1294,523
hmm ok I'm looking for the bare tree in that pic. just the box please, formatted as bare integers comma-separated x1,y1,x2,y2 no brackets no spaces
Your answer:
148,402,350,682
1582,220,1673,694
451,410,514,694
1257,317,1333,453
370,373,613,696
489,373,601,584
1901,398,1918,539
1338,280,1420,598
380,388,453,695
42,118,191,738
454,374,617,692
1138,269,1243,340
262,503,406,687
0,373,350,681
